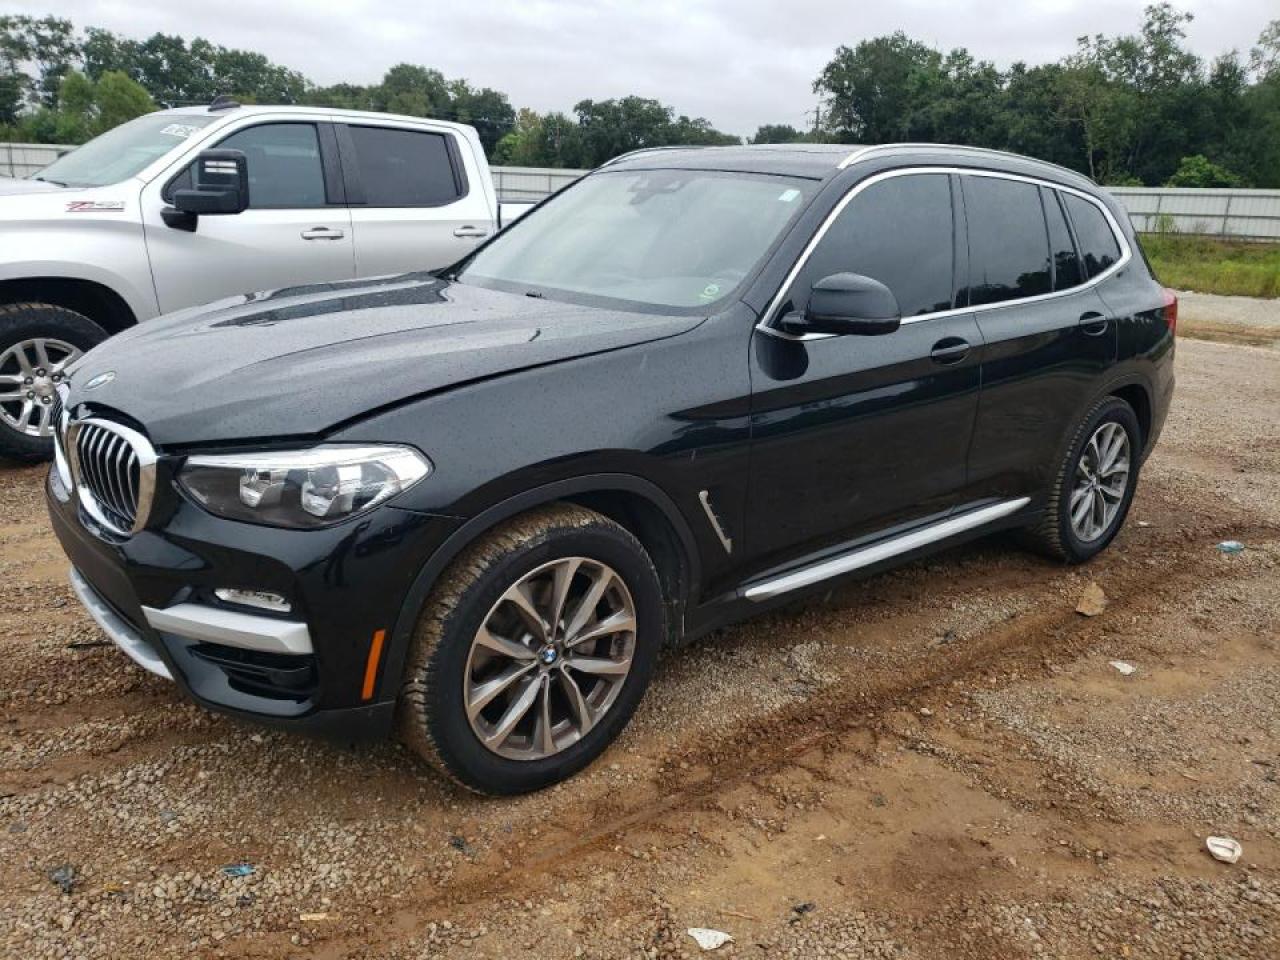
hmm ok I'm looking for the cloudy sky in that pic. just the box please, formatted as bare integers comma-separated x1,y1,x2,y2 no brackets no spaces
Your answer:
14,0,1277,136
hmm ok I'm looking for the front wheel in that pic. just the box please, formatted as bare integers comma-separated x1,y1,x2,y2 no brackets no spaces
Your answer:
0,303,108,462
1024,396,1142,563
398,504,664,794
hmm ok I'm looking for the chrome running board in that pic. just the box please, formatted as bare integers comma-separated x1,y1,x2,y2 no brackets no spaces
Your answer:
742,497,1031,602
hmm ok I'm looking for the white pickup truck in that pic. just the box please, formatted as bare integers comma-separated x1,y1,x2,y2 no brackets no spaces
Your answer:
0,100,534,460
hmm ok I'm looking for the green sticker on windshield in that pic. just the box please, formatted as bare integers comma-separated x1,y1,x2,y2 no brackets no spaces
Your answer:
699,283,721,300
779,188,801,202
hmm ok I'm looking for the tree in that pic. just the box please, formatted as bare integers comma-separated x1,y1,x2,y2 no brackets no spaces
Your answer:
0,15,79,112
94,70,154,133
750,123,803,144
1165,154,1242,187
813,32,943,142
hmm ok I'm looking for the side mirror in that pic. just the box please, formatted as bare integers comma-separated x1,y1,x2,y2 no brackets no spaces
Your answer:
162,149,249,231
783,272,902,337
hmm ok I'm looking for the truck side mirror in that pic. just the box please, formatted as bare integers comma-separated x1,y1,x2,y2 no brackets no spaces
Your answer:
162,150,250,231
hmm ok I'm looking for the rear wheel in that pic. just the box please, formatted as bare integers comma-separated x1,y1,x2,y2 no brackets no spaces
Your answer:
398,504,664,794
1024,396,1142,563
0,303,108,462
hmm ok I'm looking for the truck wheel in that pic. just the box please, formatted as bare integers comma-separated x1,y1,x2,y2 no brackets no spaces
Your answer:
1022,396,1142,563
0,303,108,463
398,504,664,795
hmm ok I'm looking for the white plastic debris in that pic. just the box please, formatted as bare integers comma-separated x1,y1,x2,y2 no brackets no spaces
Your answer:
1109,660,1137,676
1206,836,1242,864
688,928,734,950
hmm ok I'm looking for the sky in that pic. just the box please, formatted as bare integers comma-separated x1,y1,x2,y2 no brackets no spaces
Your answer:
13,0,1278,137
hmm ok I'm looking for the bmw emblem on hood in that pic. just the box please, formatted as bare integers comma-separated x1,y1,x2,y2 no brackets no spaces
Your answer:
83,371,116,391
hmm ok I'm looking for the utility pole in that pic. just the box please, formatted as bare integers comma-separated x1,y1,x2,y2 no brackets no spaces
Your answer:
807,105,823,138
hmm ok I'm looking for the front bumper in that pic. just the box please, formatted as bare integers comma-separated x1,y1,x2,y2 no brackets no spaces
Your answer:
48,471,461,739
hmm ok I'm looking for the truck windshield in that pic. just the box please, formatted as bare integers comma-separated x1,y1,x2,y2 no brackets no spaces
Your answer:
458,169,817,312
31,113,217,188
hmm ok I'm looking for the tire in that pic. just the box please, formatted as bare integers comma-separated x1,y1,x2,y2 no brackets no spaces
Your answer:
1023,395,1142,563
398,503,665,795
0,303,108,463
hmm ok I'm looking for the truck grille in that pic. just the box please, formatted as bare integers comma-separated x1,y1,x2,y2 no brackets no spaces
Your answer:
67,418,157,536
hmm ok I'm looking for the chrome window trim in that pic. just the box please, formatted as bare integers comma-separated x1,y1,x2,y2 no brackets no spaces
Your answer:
755,166,1132,343
64,416,159,537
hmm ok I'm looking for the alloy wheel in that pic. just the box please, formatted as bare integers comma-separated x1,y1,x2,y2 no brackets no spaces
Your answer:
1069,421,1130,542
0,338,80,438
463,557,637,760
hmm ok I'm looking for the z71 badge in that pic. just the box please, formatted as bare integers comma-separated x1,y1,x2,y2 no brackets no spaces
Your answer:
65,200,126,213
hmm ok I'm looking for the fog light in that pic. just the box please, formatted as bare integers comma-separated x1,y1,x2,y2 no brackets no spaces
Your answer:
214,588,291,614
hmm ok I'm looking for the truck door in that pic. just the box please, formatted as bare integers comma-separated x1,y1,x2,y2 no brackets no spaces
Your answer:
336,123,496,276
142,120,355,313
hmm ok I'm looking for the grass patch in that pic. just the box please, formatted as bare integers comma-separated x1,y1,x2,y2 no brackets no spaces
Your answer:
1139,234,1280,299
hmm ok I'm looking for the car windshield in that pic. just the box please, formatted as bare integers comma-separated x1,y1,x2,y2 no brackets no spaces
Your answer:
458,169,817,311
31,113,217,188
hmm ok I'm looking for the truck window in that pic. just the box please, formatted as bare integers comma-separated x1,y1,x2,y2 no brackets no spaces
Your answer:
166,123,328,209
347,127,463,207
795,173,955,318
1062,193,1122,278
962,175,1052,306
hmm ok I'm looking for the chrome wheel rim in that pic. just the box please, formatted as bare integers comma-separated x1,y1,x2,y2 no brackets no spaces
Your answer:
1070,421,1130,542
0,338,80,438
464,557,637,761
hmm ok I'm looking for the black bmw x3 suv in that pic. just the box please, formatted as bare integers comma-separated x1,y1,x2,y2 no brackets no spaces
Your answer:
47,143,1175,794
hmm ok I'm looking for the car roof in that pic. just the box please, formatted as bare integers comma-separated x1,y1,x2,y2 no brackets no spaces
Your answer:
160,104,475,136
603,142,1097,190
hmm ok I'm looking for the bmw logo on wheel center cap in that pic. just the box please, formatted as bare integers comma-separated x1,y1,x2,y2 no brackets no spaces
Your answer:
539,646,558,665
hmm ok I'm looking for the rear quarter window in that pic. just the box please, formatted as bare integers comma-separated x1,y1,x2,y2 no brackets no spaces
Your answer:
1062,193,1123,278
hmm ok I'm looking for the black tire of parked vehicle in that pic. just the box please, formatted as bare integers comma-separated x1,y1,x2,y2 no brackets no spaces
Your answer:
1023,395,1142,564
398,503,665,795
0,303,108,463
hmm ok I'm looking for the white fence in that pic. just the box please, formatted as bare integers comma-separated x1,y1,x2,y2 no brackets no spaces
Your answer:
1109,187,1280,241
0,142,70,178
4,142,1278,241
491,165,586,202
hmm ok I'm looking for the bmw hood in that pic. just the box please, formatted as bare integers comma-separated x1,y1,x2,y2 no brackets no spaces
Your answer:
65,273,703,445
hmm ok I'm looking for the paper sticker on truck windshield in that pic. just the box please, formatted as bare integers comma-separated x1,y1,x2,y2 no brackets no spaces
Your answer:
159,123,203,138
66,200,126,213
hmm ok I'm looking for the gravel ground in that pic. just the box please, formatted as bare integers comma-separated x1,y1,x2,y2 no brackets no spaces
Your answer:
1,335,1279,959
1178,289,1280,330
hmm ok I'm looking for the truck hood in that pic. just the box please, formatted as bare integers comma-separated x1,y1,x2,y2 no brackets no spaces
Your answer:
66,273,703,445
0,176,65,195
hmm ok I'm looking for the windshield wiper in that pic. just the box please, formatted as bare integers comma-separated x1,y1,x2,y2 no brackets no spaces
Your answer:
29,175,68,186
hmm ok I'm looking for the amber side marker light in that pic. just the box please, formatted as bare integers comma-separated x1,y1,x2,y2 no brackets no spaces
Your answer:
362,630,386,701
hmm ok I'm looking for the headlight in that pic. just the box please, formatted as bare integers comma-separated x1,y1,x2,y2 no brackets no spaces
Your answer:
177,444,431,529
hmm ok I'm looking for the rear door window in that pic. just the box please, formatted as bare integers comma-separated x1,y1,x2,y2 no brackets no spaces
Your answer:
961,175,1052,306
793,173,955,318
1043,189,1083,291
1062,193,1122,278
347,126,464,207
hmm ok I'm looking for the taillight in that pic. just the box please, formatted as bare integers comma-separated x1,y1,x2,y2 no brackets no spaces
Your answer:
1161,288,1178,336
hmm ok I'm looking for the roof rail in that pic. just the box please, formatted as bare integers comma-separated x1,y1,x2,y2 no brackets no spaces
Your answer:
839,143,1094,183
208,95,241,112
598,145,711,169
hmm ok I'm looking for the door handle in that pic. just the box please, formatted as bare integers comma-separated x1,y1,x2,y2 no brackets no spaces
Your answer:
1079,311,1110,336
930,337,971,364
301,227,345,240
453,226,489,239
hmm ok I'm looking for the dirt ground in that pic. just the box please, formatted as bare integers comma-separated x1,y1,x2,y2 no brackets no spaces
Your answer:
2,332,1278,960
